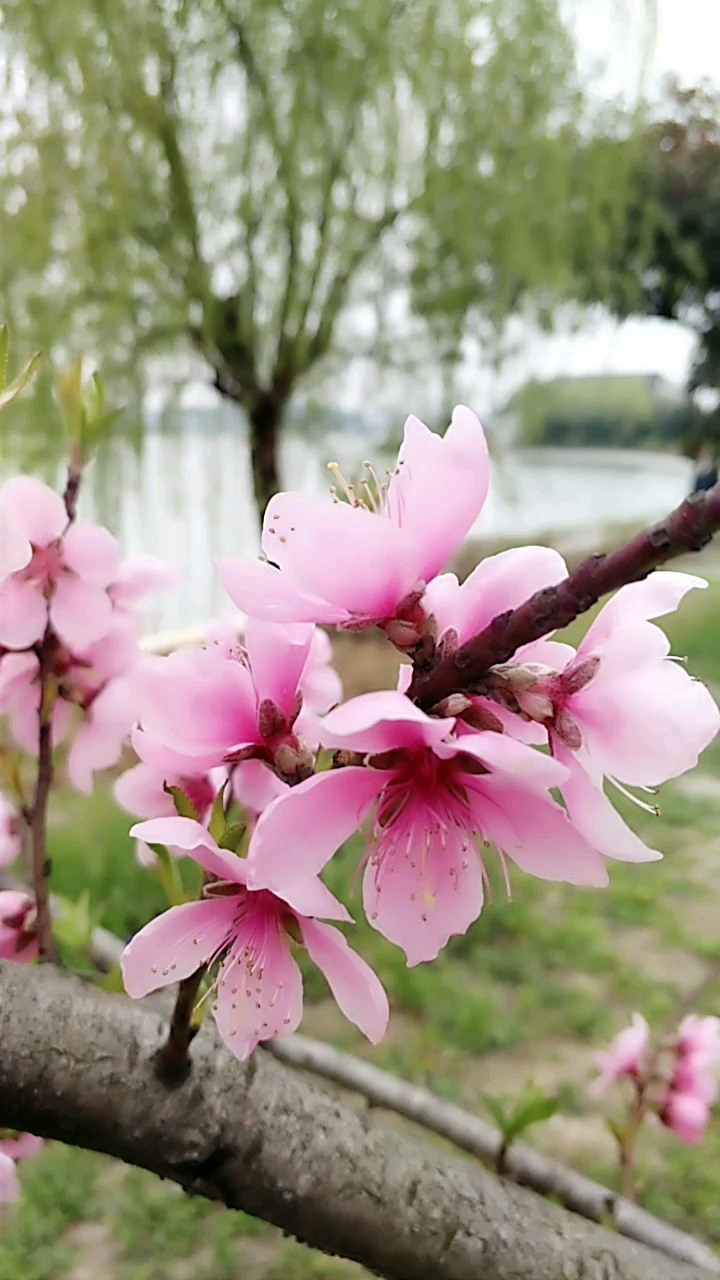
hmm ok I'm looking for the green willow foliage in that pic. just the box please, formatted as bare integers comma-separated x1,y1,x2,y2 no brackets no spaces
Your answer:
0,0,647,511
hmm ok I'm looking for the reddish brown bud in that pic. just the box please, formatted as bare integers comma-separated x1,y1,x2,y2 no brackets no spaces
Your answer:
553,707,583,750
562,656,600,696
258,698,288,743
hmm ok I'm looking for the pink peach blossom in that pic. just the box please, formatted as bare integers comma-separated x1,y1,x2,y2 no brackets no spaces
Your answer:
0,1133,43,1206
0,1153,20,1204
473,572,720,864
590,1013,650,1096
122,817,388,1058
247,691,607,966
660,1091,710,1146
0,476,120,651
0,890,38,962
0,612,141,791
132,620,322,782
217,407,489,636
0,793,21,867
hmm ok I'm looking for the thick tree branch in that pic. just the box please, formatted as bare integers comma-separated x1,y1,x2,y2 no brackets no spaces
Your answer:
270,1036,720,1274
410,481,720,708
0,962,715,1280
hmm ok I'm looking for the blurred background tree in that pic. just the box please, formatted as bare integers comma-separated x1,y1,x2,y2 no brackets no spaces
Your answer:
586,78,720,461
0,0,646,517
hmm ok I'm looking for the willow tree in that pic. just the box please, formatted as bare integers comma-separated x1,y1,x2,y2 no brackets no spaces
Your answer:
0,0,636,516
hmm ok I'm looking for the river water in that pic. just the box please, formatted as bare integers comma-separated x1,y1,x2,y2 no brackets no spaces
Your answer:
5,411,695,634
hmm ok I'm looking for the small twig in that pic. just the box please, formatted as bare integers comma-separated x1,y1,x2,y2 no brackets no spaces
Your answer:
410,482,720,708
63,449,83,523
28,630,56,962
154,967,206,1085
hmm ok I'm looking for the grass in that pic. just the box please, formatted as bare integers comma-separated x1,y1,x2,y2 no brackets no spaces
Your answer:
8,556,720,1274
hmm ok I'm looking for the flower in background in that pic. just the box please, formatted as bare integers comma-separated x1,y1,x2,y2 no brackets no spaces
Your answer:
0,794,21,867
590,1013,650,1096
0,890,38,962
122,817,388,1059
0,476,120,651
0,1134,44,1206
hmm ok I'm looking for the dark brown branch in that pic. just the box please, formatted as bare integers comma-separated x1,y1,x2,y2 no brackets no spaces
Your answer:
410,482,720,709
154,967,206,1085
0,963,714,1280
28,631,56,961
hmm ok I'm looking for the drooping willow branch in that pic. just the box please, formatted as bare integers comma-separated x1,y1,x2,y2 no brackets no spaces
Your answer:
410,482,720,709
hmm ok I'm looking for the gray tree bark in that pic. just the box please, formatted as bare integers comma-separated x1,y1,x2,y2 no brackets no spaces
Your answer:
0,961,715,1280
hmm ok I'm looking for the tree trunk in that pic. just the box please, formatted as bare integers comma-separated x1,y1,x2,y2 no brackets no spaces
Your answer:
249,395,282,519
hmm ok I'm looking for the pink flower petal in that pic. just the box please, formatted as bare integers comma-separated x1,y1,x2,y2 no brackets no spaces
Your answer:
122,897,237,998
109,555,180,606
363,821,485,966
573,652,720,787
62,523,121,586
440,544,567,644
218,554,347,625
469,776,609,886
50,575,114,650
0,1134,44,1162
385,406,490,583
114,763,176,818
131,726,213,778
248,766,383,886
245,618,313,719
0,577,47,649
232,758,289,816
320,690,452,755
274,876,351,923
135,650,258,765
555,743,662,863
0,503,31,577
584,572,707,650
0,476,66,547
263,493,417,621
298,627,343,716
300,918,389,1042
67,715,128,794
0,1153,20,1204
214,919,304,1059
130,817,247,883
450,730,567,789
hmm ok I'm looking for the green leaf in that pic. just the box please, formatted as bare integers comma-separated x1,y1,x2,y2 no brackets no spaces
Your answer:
483,1093,509,1133
208,786,228,843
163,782,200,822
217,821,246,853
503,1094,560,1144
53,890,94,952
0,349,41,413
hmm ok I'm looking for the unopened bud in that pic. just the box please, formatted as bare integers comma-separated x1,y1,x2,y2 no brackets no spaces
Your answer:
383,617,424,650
562,656,600,696
288,688,304,728
274,740,314,781
431,693,473,718
516,690,555,722
437,627,459,660
258,698,288,743
553,707,583,751
461,702,505,733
